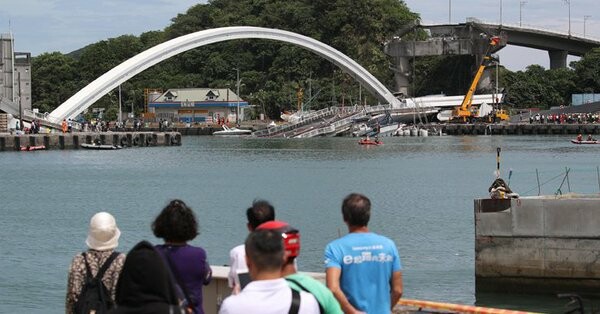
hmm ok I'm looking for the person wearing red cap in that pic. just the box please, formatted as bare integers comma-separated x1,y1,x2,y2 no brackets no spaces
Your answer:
324,193,403,314
257,221,342,314
219,229,319,314
227,200,275,294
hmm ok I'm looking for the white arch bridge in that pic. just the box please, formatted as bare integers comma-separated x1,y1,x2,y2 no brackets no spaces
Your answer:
48,26,401,123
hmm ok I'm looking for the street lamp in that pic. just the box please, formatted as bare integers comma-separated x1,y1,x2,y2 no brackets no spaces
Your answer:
564,0,571,36
499,0,503,25
448,0,451,24
519,1,527,27
584,15,592,37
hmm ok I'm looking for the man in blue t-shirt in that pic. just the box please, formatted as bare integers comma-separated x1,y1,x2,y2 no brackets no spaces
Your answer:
324,193,403,314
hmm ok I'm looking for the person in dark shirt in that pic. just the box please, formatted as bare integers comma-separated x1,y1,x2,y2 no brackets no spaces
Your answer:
153,200,212,314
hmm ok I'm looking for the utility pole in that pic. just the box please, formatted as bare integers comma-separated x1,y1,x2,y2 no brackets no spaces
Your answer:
584,15,592,37
130,90,134,118
519,1,527,27
18,72,22,130
235,68,240,124
118,84,122,125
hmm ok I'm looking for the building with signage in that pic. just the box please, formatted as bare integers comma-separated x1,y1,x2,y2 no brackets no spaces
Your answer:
147,88,249,124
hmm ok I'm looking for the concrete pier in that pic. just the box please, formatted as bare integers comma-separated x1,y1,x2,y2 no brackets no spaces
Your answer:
475,195,600,294
0,131,181,151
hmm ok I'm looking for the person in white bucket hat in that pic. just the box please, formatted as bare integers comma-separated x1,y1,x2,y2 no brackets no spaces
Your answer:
66,212,126,314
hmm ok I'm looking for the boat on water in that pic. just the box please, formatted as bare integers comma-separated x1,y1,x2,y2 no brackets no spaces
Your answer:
571,139,599,144
213,125,252,136
20,145,46,151
352,123,373,137
80,143,122,150
358,138,383,145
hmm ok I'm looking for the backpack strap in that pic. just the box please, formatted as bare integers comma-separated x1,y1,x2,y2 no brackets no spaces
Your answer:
288,288,301,314
81,252,93,279
162,249,196,313
285,277,324,314
94,252,120,281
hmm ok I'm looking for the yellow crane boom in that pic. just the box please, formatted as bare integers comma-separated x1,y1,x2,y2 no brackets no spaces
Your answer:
452,36,500,121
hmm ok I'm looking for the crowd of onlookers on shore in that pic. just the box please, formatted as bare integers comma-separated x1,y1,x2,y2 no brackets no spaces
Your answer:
66,193,402,314
523,112,600,124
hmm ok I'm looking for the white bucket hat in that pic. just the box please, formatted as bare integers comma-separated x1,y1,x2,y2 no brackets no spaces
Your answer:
86,212,121,251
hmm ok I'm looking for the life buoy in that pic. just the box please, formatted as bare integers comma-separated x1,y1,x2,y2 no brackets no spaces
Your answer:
146,135,156,146
170,135,180,146
120,137,128,147
133,136,140,146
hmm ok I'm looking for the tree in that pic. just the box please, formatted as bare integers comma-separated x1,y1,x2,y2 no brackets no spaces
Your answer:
572,48,600,93
31,52,80,112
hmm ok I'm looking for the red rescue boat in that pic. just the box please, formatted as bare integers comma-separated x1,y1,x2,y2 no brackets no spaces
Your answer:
358,139,383,145
20,145,46,151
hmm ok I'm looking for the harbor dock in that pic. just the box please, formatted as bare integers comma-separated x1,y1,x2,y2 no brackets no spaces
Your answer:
0,131,181,151
444,123,600,136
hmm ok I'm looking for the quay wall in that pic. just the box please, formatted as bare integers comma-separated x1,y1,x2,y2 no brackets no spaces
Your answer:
0,131,181,151
444,123,600,136
475,196,600,294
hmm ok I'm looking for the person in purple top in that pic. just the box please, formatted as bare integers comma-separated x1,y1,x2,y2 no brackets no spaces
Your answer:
153,199,212,314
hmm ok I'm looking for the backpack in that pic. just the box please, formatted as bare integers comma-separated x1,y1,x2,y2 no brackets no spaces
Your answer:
73,252,119,314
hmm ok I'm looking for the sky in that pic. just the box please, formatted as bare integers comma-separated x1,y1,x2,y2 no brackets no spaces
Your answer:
1,0,599,71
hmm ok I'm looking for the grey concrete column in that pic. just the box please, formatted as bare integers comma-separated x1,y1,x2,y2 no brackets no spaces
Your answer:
548,50,568,69
393,57,411,96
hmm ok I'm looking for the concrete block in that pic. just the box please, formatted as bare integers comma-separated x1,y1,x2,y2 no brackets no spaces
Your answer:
476,237,544,277
512,199,544,236
545,199,600,237
476,211,512,236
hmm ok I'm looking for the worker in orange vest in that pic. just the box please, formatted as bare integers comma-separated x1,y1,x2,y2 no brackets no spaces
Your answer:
61,119,68,133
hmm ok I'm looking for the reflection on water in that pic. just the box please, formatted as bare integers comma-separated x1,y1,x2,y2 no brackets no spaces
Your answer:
1,135,599,313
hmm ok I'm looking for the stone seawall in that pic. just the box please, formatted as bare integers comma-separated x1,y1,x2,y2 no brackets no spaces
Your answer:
475,196,600,294
0,132,181,151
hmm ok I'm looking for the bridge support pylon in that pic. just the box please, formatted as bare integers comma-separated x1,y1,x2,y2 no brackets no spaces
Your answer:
548,50,568,69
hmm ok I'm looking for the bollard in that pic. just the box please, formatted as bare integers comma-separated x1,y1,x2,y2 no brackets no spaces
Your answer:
14,136,21,151
73,135,79,149
164,133,171,146
139,133,146,147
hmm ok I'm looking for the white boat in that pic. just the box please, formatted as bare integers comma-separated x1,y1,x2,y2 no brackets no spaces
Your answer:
81,143,122,150
213,125,252,136
351,123,373,137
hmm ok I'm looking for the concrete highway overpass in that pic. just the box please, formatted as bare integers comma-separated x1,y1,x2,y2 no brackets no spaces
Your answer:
385,19,600,95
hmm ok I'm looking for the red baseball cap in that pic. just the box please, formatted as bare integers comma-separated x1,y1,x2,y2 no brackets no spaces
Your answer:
256,220,300,258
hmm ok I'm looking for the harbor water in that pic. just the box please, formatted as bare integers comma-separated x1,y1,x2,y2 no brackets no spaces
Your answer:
2,135,599,313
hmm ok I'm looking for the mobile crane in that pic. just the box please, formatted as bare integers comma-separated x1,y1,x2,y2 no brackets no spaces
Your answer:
451,36,509,122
